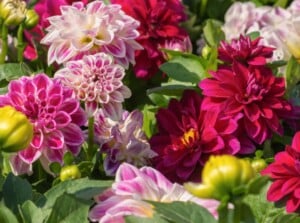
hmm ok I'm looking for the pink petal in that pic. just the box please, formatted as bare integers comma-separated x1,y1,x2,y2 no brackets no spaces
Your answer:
61,123,84,146
54,111,72,127
46,130,64,149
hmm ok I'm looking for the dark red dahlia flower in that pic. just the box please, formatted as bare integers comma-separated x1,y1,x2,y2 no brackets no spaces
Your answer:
199,59,291,145
262,131,300,213
218,35,274,66
150,90,241,183
111,0,189,79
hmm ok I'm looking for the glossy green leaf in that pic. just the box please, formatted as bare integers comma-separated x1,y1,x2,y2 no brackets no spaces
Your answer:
0,203,19,223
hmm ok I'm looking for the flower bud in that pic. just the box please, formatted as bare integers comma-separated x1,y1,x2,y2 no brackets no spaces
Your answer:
0,0,27,26
0,105,33,153
184,155,256,201
24,9,39,29
60,165,81,181
251,158,267,173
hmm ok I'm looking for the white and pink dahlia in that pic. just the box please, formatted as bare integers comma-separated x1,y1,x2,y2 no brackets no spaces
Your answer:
89,163,219,223
0,74,87,175
94,103,157,176
41,1,142,67
55,53,131,112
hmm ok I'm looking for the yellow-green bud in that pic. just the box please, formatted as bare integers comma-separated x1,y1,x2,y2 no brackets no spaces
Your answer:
201,45,211,59
60,165,81,181
0,105,33,153
184,155,256,201
0,0,27,26
251,158,267,173
24,9,39,29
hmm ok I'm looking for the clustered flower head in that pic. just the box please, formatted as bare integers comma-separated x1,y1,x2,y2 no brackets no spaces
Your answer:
89,163,219,223
94,103,157,176
41,0,142,67
0,73,86,175
262,131,300,213
199,35,291,146
150,90,242,183
55,52,131,114
111,0,190,79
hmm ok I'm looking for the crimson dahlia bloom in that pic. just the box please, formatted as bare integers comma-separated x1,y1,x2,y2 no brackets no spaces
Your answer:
0,74,86,175
111,0,189,79
150,90,241,183
262,131,300,213
199,39,291,145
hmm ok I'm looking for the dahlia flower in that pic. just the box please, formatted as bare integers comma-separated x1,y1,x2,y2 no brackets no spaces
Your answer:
111,0,189,78
199,37,291,144
55,53,131,113
150,90,242,183
94,103,157,175
262,131,300,213
0,73,86,175
41,1,142,67
89,163,219,223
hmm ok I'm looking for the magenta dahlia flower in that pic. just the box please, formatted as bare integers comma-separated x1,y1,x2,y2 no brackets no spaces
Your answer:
41,1,142,67
89,163,219,223
111,0,189,78
94,103,157,175
55,53,131,113
150,90,242,183
0,74,86,175
262,131,300,213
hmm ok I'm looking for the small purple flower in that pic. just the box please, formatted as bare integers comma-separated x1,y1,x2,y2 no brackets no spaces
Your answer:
89,163,219,223
55,53,131,114
94,103,157,175
41,1,142,67
0,73,87,175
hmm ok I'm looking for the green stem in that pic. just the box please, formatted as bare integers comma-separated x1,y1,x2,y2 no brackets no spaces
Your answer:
233,200,242,223
87,116,95,160
0,24,8,64
17,23,25,62
217,201,229,223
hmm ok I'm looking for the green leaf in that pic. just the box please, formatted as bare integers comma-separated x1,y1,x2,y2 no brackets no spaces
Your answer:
63,152,74,165
150,201,217,223
20,200,44,223
247,175,270,194
0,203,19,223
141,104,157,138
160,55,205,84
285,56,300,95
0,63,31,81
147,84,196,96
2,173,33,214
125,214,170,223
49,162,61,175
148,93,172,107
46,193,90,223
203,19,225,47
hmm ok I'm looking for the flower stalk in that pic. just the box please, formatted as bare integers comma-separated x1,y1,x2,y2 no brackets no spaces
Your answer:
87,116,95,160
17,22,25,62
0,22,8,64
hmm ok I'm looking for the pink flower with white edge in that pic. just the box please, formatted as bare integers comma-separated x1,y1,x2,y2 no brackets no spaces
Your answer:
41,1,142,67
0,73,87,175
55,53,131,114
88,163,219,223
94,103,157,175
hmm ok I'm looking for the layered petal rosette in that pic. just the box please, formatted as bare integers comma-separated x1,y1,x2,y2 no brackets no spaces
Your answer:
41,1,142,67
111,0,190,78
150,90,241,183
199,37,291,145
89,163,219,223
262,131,300,213
94,103,157,175
0,74,87,175
55,53,131,113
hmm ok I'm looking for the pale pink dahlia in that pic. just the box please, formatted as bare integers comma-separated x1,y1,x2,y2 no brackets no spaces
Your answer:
55,53,131,112
0,74,87,175
89,163,219,223
94,103,157,176
41,1,142,67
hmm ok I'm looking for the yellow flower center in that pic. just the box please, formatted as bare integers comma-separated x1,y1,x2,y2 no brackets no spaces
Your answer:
181,128,197,146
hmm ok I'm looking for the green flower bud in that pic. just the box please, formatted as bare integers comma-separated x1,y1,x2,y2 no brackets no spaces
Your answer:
60,165,81,181
0,0,27,26
201,45,211,59
24,9,39,29
184,155,256,201
0,105,33,153
251,158,267,173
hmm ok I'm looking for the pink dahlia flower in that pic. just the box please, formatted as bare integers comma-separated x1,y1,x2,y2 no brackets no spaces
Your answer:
41,1,142,67
150,90,242,183
111,0,189,79
0,74,86,175
55,53,131,113
94,103,157,175
262,131,300,213
199,49,291,144
89,163,219,223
